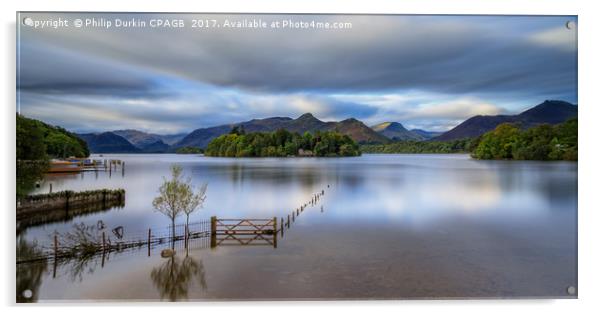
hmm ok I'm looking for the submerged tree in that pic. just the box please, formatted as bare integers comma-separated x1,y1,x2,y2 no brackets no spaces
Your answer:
153,165,208,248
182,183,208,233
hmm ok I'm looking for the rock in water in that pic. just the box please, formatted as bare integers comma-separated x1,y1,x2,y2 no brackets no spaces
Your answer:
161,249,175,258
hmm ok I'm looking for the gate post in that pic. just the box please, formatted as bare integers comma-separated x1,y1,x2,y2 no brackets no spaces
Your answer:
210,216,217,248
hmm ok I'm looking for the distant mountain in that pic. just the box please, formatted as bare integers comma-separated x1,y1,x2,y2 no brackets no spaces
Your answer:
333,118,390,143
140,140,170,153
158,133,187,145
434,100,577,141
371,122,424,141
77,132,142,153
175,113,388,148
411,129,443,140
112,129,185,152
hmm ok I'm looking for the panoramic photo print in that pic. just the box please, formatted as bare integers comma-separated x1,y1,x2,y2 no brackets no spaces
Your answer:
16,13,577,301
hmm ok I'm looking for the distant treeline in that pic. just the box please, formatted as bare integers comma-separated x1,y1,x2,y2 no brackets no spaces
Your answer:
205,128,361,157
361,119,577,161
17,114,90,160
361,138,478,154
473,118,577,161
175,146,204,154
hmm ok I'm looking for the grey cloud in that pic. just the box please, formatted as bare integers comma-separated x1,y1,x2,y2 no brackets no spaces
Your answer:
18,41,164,98
20,14,577,101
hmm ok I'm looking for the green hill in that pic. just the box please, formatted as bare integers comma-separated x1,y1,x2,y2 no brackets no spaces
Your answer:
17,114,89,160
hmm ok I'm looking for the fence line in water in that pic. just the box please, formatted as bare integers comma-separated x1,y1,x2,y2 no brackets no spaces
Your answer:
17,184,331,264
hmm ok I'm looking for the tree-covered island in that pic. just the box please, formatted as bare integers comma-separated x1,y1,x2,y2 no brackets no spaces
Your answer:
204,128,361,157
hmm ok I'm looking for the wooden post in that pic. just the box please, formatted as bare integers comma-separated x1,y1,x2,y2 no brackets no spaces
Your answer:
281,217,284,237
296,208,299,215
122,162,125,177
292,210,295,222
53,234,58,259
287,214,290,228
210,216,217,248
49,183,52,193
102,231,106,252
148,228,151,257
273,217,277,248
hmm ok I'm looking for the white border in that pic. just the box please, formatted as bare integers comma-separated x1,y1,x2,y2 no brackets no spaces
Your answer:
2,0,601,314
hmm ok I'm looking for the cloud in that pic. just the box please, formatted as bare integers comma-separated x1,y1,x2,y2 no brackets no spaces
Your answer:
406,99,505,120
17,41,161,98
530,25,577,51
20,14,577,98
17,14,577,133
19,86,378,134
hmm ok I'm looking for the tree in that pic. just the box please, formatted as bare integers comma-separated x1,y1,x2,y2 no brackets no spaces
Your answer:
153,165,208,249
17,114,47,161
182,183,208,232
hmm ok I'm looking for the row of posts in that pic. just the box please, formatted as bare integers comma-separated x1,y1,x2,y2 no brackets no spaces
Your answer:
280,187,328,240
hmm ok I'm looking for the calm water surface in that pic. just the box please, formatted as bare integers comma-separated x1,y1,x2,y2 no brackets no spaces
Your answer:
17,154,577,300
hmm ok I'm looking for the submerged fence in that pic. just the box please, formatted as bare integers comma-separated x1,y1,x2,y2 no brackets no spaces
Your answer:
17,185,330,265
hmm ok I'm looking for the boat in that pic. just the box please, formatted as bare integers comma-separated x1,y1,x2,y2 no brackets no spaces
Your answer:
47,160,83,173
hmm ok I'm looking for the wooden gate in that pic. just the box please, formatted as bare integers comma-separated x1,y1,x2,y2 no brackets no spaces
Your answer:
210,216,278,248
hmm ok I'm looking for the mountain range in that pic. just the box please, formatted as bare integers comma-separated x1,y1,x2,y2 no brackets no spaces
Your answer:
175,113,389,149
433,100,577,141
74,100,577,153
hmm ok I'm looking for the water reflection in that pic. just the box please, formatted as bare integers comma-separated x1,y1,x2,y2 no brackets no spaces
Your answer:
17,161,48,199
150,251,207,301
18,154,577,300
16,237,47,303
17,199,124,236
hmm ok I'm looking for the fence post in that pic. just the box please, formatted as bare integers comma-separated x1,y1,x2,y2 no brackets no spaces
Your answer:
53,234,58,278
53,234,58,259
287,214,290,228
102,231,106,252
210,216,217,248
273,217,277,248
148,228,151,257
281,217,284,237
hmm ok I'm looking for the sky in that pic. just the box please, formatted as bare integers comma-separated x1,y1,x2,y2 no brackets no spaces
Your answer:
17,13,577,134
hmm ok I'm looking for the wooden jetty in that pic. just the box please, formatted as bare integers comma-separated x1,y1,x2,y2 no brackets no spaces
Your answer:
17,189,125,216
47,158,125,174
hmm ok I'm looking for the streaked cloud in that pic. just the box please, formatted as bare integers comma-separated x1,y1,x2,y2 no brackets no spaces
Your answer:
17,13,577,133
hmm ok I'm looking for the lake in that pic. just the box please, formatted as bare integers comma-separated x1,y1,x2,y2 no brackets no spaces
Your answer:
16,154,577,301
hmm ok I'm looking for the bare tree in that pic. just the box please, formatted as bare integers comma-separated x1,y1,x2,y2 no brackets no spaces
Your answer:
183,183,208,232
153,165,207,248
